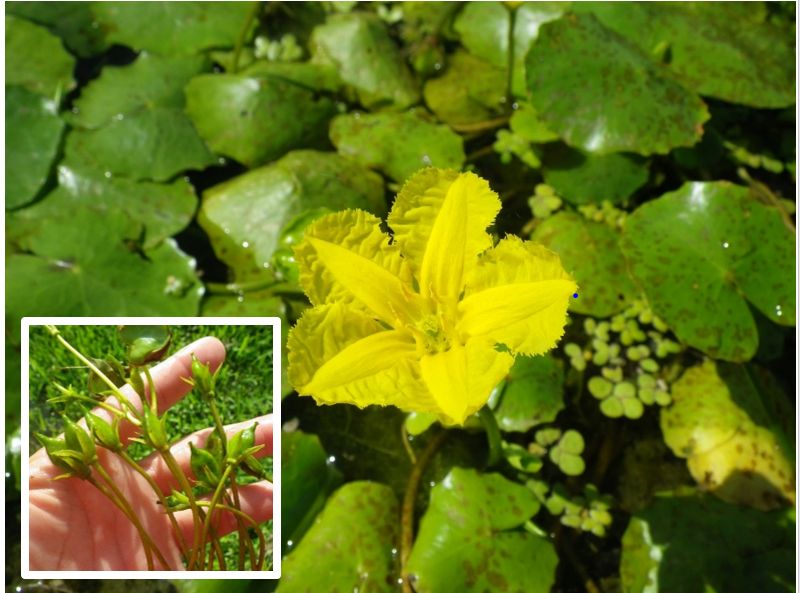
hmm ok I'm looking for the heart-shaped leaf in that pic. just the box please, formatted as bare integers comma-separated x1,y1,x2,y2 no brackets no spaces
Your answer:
5,16,75,98
407,468,555,593
526,13,708,155
620,182,796,361
494,354,564,433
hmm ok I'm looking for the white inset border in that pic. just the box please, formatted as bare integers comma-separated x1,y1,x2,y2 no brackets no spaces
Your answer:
21,317,281,579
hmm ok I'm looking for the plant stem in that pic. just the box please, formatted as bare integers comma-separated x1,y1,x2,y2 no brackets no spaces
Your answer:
92,465,172,570
199,464,235,568
400,429,447,593
449,116,510,134
478,406,503,467
231,1,260,74
228,482,255,569
198,501,267,570
506,4,516,105
400,423,417,464
119,451,190,561
160,450,204,569
143,367,158,413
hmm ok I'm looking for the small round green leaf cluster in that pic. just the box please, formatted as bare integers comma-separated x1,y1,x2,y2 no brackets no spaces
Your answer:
505,427,585,477
528,184,563,219
254,34,304,62
564,300,683,419
578,200,627,230
532,482,613,537
493,129,542,168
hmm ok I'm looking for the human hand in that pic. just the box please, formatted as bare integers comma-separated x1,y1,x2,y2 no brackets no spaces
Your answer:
28,337,274,571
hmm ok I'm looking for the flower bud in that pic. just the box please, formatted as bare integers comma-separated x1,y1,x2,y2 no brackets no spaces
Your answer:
190,442,221,487
62,416,98,466
142,406,168,451
85,412,123,452
190,354,215,400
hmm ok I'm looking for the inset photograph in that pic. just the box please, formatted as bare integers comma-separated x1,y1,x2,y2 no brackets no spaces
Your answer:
22,318,281,578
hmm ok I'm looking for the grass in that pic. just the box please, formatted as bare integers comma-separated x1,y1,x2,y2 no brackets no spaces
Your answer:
28,322,275,570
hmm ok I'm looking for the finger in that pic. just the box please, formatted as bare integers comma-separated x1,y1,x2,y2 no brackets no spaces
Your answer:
139,414,274,493
92,336,226,444
174,480,274,542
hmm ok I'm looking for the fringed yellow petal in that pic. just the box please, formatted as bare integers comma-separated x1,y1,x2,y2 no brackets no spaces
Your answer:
388,169,500,298
295,209,419,326
419,340,513,425
288,304,438,412
458,236,576,355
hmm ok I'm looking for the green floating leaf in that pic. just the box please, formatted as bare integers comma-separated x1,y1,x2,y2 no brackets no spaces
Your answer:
5,16,75,98
310,12,419,109
542,145,648,205
64,111,216,182
5,86,65,210
281,430,343,554
10,161,196,249
199,150,384,281
526,13,708,155
240,60,343,92
185,71,337,168
329,110,465,183
533,211,636,317
6,207,203,325
494,354,564,433
6,2,107,57
407,468,556,593
621,181,796,362
64,53,215,181
277,482,398,593
621,491,794,593
576,2,795,109
424,50,506,127
71,53,209,129
660,361,795,510
91,1,255,56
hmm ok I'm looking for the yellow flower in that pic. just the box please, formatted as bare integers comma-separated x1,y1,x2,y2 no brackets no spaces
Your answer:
287,168,576,425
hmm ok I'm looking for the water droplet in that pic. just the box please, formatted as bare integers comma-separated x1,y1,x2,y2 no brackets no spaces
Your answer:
396,578,404,585
353,112,361,119
429,481,435,487
71,107,80,114
775,305,783,317
287,539,293,548
5,472,10,479
722,241,730,249
390,548,398,556
237,295,245,303
218,157,227,165
241,241,250,248
114,113,125,121
104,171,112,179
511,101,520,110
328,455,336,463
223,227,231,235
421,154,432,166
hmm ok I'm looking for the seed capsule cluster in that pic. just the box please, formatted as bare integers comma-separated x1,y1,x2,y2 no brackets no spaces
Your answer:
564,300,684,419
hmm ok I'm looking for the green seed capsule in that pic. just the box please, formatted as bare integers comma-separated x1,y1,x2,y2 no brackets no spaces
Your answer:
85,412,122,452
191,354,215,399
142,406,168,451
63,416,98,465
